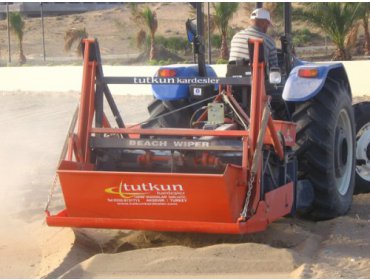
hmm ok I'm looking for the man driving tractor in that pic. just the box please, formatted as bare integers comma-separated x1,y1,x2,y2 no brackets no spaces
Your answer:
229,8,278,69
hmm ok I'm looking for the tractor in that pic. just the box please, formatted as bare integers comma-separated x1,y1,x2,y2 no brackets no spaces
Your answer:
145,3,357,219
45,3,367,234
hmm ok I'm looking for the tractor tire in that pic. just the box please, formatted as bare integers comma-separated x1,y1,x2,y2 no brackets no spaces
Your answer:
293,78,355,220
144,99,192,128
353,101,370,193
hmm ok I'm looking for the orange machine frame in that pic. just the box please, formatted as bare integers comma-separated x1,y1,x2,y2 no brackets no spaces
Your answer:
46,38,296,234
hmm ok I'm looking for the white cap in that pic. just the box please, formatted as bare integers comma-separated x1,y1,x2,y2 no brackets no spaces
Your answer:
250,8,272,25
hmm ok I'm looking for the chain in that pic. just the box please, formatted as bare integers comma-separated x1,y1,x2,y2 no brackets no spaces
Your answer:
240,172,256,219
239,96,272,221
44,174,59,214
45,106,79,215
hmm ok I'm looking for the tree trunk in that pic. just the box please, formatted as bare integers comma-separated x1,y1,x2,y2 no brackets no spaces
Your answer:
18,39,26,64
333,47,351,61
149,33,156,60
220,33,229,60
364,17,370,55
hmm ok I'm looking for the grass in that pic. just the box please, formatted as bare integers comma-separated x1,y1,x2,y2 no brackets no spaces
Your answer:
292,28,323,47
149,58,174,65
153,35,191,53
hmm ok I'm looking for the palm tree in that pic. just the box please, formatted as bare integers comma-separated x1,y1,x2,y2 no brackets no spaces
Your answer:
344,22,360,54
140,7,158,60
359,3,370,55
296,3,362,60
264,3,284,22
129,5,158,60
64,28,88,56
9,12,26,64
212,2,239,60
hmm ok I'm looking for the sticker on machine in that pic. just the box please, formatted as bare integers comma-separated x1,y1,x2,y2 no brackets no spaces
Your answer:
104,181,187,206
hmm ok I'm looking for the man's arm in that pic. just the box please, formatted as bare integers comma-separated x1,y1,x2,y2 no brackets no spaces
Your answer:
264,37,279,68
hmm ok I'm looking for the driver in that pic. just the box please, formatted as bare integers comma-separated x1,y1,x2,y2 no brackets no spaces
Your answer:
229,8,278,68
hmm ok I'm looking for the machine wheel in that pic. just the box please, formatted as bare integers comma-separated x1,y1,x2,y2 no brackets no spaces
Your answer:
144,99,192,128
353,101,370,193
293,78,355,220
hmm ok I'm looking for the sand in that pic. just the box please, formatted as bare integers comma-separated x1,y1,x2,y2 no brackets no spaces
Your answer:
0,88,369,279
1,3,370,278
52,194,370,279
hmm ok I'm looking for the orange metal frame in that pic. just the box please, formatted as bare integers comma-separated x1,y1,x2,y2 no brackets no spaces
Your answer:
46,38,296,234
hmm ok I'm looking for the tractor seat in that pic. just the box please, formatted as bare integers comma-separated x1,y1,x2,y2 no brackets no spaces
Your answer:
226,59,251,77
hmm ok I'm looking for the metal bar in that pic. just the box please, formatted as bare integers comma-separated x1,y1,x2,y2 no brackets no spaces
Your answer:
225,86,250,125
73,134,83,163
62,106,79,163
284,3,292,38
249,39,263,153
90,137,243,152
242,136,249,184
196,2,206,77
76,42,93,162
284,3,292,74
251,103,271,175
244,38,266,218
76,39,102,162
102,83,126,128
6,3,11,63
222,89,248,129
67,136,74,161
95,83,104,128
40,2,46,61
207,2,211,64
46,209,268,234
85,61,97,163
93,40,125,129
102,76,251,86
252,59,268,211
90,127,249,137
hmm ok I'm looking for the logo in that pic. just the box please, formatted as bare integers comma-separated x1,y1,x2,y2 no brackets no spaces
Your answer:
193,88,202,96
105,181,184,198
133,77,219,85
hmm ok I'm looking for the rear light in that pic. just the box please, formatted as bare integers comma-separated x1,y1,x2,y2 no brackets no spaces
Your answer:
298,68,318,78
158,69,177,77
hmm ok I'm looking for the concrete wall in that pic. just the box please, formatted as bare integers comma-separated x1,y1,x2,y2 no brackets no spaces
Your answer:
0,3,122,18
0,61,369,96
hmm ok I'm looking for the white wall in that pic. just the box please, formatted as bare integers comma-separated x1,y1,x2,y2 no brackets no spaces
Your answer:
0,61,369,96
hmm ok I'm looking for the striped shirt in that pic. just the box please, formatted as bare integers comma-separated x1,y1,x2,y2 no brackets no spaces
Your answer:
229,26,278,68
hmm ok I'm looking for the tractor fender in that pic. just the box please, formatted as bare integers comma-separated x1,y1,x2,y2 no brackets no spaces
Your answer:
282,62,351,102
151,64,218,101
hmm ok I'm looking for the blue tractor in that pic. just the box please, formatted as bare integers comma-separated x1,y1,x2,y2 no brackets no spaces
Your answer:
145,3,367,219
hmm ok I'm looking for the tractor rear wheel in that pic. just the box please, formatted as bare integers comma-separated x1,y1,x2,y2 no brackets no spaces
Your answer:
293,78,355,220
353,101,370,193
144,99,192,128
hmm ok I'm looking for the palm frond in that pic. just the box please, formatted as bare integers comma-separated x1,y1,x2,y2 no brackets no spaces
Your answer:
296,3,362,59
64,28,88,56
9,12,25,42
212,2,238,35
140,7,158,36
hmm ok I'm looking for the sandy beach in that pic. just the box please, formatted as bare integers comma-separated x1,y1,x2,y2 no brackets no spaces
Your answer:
1,2,370,277
0,85,369,278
